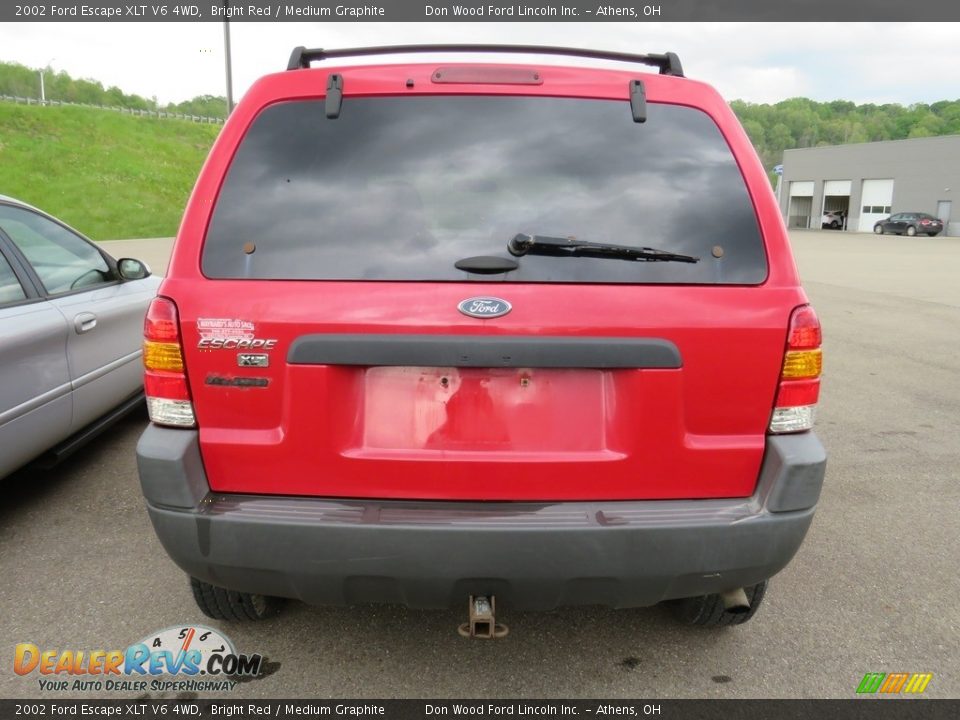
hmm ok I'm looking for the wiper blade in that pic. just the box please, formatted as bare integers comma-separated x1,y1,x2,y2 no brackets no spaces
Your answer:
508,234,700,264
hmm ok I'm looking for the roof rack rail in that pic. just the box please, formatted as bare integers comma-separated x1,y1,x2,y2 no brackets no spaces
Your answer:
286,45,684,78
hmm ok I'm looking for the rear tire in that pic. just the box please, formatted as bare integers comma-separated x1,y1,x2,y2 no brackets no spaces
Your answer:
190,577,283,621
874,224,883,234
671,580,768,627
830,221,839,229
906,226,917,237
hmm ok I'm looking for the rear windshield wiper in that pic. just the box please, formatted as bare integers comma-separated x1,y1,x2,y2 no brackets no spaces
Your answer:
508,233,700,264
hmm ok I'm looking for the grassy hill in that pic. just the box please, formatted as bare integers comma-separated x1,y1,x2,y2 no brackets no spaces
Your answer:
0,102,218,240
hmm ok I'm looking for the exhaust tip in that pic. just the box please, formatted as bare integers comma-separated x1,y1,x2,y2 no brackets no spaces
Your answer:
719,588,751,614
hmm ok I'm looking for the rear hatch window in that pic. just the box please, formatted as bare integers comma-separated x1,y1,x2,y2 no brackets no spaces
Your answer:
203,95,766,284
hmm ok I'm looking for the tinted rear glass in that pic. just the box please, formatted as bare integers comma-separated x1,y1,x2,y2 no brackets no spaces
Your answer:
203,96,766,284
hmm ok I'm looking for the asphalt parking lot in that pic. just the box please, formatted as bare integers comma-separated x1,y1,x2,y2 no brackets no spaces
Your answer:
2,230,958,699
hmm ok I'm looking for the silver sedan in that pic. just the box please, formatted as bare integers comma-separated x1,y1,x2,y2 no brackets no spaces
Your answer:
0,195,161,478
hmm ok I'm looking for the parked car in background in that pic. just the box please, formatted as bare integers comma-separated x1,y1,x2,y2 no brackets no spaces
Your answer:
874,212,943,236
137,45,826,630
821,210,845,229
0,195,160,478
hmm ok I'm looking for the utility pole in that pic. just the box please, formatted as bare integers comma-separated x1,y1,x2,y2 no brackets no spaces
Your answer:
39,58,55,103
223,3,234,115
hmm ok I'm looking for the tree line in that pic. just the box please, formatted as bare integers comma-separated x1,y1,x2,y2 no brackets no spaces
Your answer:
0,61,228,118
3,60,959,169
733,97,960,171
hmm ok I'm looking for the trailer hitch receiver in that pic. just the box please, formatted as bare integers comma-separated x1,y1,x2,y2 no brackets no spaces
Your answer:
458,595,509,639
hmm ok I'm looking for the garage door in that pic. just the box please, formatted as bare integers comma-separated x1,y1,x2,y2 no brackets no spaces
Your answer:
788,182,814,229
823,180,852,196
822,180,852,229
858,179,894,232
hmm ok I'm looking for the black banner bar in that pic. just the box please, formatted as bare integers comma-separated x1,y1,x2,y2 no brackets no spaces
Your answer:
1,700,958,720
4,0,960,22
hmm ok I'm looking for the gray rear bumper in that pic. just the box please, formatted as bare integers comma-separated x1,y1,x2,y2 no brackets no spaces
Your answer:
137,427,826,610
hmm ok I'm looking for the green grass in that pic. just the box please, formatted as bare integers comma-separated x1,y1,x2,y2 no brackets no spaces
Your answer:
0,102,219,240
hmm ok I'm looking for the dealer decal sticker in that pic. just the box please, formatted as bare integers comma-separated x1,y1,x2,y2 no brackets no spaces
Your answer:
196,318,255,341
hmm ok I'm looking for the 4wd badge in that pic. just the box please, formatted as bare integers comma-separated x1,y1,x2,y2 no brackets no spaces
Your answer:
458,297,512,319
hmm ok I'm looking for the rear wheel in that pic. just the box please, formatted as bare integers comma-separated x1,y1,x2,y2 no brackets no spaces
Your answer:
906,226,917,237
670,580,768,627
829,220,839,229
874,224,883,234
189,577,283,621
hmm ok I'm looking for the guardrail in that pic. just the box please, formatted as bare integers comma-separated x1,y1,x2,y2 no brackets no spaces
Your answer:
0,95,224,124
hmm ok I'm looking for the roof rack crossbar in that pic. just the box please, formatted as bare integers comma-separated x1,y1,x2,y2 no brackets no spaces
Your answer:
286,45,684,77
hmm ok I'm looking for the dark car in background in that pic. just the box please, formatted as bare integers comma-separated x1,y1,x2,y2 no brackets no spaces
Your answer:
874,213,943,236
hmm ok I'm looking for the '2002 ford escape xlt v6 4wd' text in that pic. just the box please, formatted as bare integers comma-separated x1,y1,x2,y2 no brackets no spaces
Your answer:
137,45,826,630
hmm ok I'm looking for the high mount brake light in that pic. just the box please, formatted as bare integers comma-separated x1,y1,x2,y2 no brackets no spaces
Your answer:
770,305,822,434
143,297,195,428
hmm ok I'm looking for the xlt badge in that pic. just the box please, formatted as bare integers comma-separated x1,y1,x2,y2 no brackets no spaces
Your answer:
238,353,269,367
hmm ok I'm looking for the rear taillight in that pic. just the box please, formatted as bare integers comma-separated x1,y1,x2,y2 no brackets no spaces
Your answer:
143,297,195,427
769,304,822,433
920,219,931,225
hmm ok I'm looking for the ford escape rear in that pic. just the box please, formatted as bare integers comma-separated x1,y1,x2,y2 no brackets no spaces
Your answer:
137,45,827,627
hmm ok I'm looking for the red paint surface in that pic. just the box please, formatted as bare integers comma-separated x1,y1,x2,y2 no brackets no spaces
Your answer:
158,60,812,501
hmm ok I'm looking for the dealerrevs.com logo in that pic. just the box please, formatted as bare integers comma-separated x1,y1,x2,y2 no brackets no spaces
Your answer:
14,625,264,693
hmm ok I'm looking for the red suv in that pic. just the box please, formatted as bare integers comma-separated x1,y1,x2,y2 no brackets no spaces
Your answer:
137,45,826,628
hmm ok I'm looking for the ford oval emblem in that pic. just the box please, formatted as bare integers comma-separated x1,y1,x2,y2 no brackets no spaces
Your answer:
458,297,512,319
